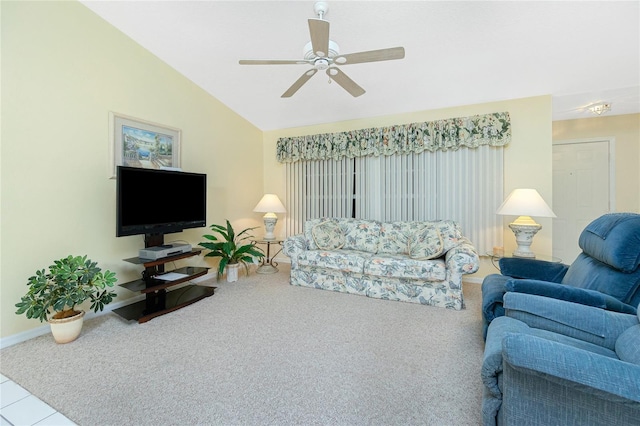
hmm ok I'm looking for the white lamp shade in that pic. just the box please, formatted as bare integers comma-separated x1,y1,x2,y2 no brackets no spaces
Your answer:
496,188,556,218
253,194,286,213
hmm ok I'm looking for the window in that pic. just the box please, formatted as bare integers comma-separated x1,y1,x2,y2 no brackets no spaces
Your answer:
285,145,503,251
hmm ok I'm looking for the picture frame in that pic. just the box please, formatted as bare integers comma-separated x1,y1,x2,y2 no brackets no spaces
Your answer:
109,112,181,178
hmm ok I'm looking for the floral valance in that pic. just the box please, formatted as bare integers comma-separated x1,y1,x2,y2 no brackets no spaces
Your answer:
276,111,511,163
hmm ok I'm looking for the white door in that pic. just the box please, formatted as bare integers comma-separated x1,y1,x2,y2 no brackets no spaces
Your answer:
552,139,613,264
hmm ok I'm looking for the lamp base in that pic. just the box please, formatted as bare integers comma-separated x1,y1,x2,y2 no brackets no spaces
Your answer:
256,264,279,274
263,214,277,240
508,222,542,258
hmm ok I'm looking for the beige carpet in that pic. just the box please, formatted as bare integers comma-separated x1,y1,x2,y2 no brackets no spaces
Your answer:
0,265,485,425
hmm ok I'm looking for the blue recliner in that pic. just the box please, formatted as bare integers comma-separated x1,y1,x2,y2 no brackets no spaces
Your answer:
482,293,640,426
482,213,640,338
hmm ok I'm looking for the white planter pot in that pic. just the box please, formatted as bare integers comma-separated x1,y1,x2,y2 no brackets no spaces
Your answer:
226,263,240,282
49,310,85,344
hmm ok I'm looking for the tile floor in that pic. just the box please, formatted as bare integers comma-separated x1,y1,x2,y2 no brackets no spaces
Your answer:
0,374,75,426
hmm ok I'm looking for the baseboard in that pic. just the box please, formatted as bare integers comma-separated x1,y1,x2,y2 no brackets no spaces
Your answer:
0,324,52,349
0,294,145,349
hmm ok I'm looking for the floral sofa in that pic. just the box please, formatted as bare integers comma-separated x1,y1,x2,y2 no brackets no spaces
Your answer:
283,218,480,310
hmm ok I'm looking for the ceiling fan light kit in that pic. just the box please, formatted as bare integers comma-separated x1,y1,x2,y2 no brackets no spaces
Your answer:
239,1,405,98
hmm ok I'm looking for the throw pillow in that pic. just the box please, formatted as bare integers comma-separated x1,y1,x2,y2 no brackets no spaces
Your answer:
615,324,640,365
504,279,638,315
431,220,462,251
304,218,329,250
408,227,444,260
312,220,345,250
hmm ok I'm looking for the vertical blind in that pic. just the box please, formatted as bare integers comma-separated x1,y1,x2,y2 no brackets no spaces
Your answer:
285,145,504,251
280,112,510,251
285,157,354,236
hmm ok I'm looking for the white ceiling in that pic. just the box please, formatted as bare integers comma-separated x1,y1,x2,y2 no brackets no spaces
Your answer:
80,1,640,131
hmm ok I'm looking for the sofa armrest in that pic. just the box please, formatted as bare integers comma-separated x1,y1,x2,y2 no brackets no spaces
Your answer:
283,234,307,266
499,257,568,282
503,333,640,403
504,279,638,315
481,316,533,425
482,317,531,396
445,237,479,275
504,293,639,350
481,274,510,337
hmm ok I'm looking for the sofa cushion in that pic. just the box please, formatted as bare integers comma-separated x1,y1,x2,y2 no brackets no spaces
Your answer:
311,220,345,250
505,279,638,315
408,227,444,260
499,257,569,282
580,213,640,273
427,220,463,251
615,324,640,365
364,254,447,281
377,220,461,256
562,253,640,304
339,219,381,252
296,249,371,274
378,221,426,255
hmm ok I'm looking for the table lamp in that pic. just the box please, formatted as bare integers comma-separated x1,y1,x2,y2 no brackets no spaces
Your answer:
253,194,286,240
496,188,556,258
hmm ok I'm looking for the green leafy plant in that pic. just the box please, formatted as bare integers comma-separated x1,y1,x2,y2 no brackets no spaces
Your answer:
199,220,265,276
15,255,118,322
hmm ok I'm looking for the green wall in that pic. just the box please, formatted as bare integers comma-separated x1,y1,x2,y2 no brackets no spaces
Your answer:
1,0,264,338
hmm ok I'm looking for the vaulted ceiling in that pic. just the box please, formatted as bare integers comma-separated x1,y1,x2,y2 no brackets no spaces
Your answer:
80,1,640,131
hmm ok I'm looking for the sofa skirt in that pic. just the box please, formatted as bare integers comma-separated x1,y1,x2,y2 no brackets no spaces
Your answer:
289,266,464,310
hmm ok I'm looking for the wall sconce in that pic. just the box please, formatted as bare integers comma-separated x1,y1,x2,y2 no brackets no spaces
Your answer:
496,188,556,258
253,194,286,240
588,102,612,115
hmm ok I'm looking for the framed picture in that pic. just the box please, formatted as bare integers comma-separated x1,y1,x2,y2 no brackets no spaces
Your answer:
109,112,181,178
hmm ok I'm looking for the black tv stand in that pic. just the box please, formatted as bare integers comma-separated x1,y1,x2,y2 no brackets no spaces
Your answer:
113,235,214,323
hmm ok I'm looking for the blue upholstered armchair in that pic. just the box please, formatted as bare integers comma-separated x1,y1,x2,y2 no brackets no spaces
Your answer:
482,213,640,338
482,293,640,426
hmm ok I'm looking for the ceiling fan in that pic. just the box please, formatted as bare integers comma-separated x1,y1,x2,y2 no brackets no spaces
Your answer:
239,1,405,98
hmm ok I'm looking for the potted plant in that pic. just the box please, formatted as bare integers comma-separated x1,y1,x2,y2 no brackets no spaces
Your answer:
199,220,265,282
15,255,117,343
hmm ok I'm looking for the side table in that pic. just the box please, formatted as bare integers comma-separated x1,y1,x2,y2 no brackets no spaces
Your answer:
252,239,284,274
485,251,562,271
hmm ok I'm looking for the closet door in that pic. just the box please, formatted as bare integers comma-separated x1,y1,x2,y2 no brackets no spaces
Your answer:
553,138,614,264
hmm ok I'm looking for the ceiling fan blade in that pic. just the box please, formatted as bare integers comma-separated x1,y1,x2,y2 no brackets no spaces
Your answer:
281,69,318,98
308,19,330,58
334,47,405,65
239,59,310,65
326,67,365,97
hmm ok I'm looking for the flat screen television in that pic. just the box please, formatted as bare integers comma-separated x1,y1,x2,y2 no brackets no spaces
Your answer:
116,166,207,242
